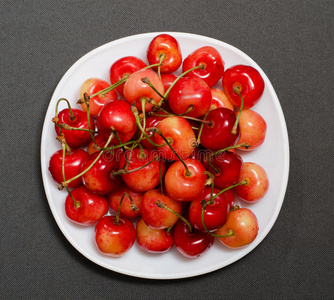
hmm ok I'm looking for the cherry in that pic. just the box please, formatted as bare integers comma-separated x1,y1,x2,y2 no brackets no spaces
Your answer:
147,33,182,74
182,46,224,87
123,69,164,112
140,116,164,149
136,218,174,254
189,187,230,232
108,182,143,219
234,162,269,203
207,150,243,190
200,107,240,151
55,108,95,149
153,116,196,161
160,73,177,93
96,99,137,145
49,148,88,189
216,207,259,248
173,218,214,258
80,151,120,195
164,158,207,202
211,88,234,111
109,56,147,96
236,109,267,151
87,134,109,155
117,148,166,192
65,186,108,226
78,78,118,117
141,189,182,229
168,76,212,118
94,215,136,257
222,65,265,109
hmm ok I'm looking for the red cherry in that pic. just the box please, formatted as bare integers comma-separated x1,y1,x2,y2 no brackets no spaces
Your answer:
87,134,109,155
141,189,182,229
216,207,259,248
168,76,212,118
207,150,243,190
65,186,108,226
79,78,118,117
173,218,214,258
140,116,164,149
49,148,88,189
96,99,137,145
80,151,120,195
109,56,147,96
200,107,240,151
189,187,230,232
123,69,164,112
94,215,136,257
147,34,182,74
118,148,166,192
136,218,174,254
234,162,269,203
182,46,225,87
164,158,206,202
55,108,95,149
107,182,143,219
236,109,267,151
161,73,177,93
222,65,265,109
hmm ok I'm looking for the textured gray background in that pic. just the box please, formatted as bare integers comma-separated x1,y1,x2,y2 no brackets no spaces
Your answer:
1,0,333,299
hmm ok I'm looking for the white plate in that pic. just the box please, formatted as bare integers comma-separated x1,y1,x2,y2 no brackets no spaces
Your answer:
40,32,289,280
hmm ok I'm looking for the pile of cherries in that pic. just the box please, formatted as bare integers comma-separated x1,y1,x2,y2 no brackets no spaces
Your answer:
49,34,269,259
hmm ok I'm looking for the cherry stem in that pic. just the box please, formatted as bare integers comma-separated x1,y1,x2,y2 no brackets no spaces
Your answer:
158,53,166,78
54,98,76,123
208,179,248,205
208,143,251,173
147,127,192,176
159,157,164,196
114,192,127,225
231,86,244,135
141,77,166,100
112,155,158,176
131,105,167,148
59,132,114,189
79,75,128,102
196,110,209,145
201,207,234,238
155,200,193,233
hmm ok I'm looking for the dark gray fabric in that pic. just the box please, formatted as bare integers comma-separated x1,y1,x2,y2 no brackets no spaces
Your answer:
1,0,333,299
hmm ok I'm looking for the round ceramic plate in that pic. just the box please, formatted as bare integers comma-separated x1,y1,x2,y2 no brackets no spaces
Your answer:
40,32,289,280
